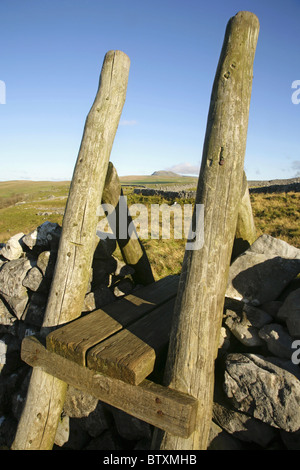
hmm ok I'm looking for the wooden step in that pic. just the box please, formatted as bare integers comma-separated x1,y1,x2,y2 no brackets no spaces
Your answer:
46,275,179,367
87,297,176,385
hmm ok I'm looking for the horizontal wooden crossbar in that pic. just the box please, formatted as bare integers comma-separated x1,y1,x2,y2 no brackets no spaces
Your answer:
21,335,198,438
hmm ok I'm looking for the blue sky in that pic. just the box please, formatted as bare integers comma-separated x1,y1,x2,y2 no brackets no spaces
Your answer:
0,0,299,181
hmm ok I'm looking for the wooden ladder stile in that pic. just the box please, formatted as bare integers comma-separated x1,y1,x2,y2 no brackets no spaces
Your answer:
12,10,260,452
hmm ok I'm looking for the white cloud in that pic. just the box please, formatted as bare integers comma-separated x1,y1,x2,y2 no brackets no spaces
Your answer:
119,119,138,126
291,160,300,177
165,162,200,175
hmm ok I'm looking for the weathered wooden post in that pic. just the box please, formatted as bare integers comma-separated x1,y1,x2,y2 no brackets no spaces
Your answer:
232,171,257,260
152,11,259,450
101,162,155,285
12,50,130,450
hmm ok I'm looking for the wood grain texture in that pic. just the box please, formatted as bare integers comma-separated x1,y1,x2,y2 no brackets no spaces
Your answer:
21,335,198,439
43,51,130,329
152,11,260,450
87,297,176,385
46,275,179,366
232,171,257,260
12,50,130,451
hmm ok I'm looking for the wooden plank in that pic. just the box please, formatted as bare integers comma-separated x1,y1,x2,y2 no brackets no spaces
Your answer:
21,335,198,439
46,275,179,366
87,297,176,385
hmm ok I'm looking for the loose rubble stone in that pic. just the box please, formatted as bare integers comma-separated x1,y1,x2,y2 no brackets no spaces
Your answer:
0,233,24,261
82,286,115,312
224,299,272,347
36,250,57,278
224,353,300,432
277,288,300,337
208,421,245,450
226,235,300,306
54,414,70,447
226,251,300,305
113,278,134,297
258,323,294,359
22,266,44,292
247,234,300,259
22,222,61,251
0,258,32,318
212,401,277,447
0,298,16,329
260,300,284,320
63,386,99,419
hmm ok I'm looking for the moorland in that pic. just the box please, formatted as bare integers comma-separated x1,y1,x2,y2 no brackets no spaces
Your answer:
0,174,299,280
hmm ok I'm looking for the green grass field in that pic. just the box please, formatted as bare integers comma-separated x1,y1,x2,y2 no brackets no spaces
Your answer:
0,178,299,280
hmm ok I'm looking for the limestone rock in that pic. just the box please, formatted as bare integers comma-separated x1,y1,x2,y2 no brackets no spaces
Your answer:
258,323,294,359
22,266,44,292
0,233,24,261
82,286,115,312
226,248,300,305
0,258,32,318
63,386,99,419
208,421,245,450
37,250,57,278
54,414,70,447
247,234,300,259
113,278,134,297
22,222,61,251
277,288,300,337
260,300,284,320
224,353,300,432
0,298,16,329
224,299,272,347
212,401,277,447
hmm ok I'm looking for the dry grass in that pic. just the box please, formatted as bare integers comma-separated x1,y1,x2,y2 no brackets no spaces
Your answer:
250,191,300,249
1,180,299,280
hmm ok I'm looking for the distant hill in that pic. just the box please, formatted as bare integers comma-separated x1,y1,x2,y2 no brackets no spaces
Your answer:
119,171,198,186
151,170,180,178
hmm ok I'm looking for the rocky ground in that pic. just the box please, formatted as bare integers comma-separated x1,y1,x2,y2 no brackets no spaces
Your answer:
0,222,300,450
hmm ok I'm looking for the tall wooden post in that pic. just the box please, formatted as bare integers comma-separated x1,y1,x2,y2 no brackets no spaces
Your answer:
232,171,257,260
12,50,130,450
102,162,155,285
152,11,259,450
